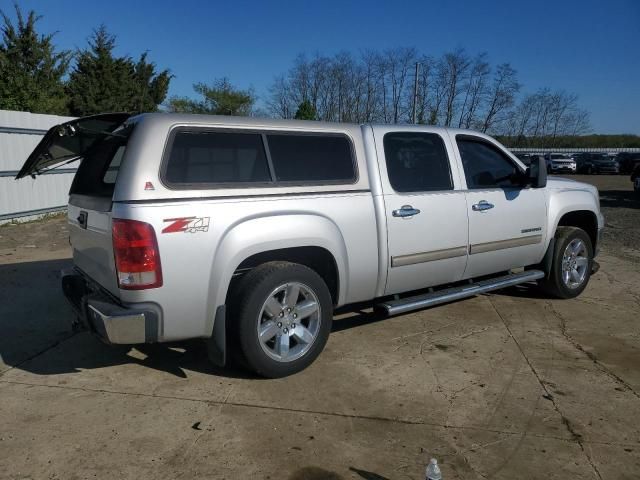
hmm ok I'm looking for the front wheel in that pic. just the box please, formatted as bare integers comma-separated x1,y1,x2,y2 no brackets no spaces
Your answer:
539,226,593,299
230,261,333,378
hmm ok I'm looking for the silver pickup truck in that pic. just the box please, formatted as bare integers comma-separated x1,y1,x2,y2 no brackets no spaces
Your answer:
17,113,604,377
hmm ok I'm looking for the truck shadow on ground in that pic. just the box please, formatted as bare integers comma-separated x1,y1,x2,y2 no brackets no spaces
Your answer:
0,258,548,381
492,281,552,299
599,189,639,209
286,466,389,480
0,258,388,380
0,258,254,380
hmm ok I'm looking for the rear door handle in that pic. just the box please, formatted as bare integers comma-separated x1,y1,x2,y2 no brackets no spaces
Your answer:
472,200,494,212
392,205,421,218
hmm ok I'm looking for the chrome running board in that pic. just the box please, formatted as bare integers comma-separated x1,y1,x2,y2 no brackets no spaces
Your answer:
376,270,545,317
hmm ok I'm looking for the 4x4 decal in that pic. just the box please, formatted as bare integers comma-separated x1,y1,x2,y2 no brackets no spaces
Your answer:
162,217,210,234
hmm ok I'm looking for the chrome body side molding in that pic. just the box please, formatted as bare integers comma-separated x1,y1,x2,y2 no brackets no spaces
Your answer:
470,234,542,255
391,246,468,267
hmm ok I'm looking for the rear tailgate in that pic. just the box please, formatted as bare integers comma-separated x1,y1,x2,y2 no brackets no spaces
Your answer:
68,202,120,296
66,126,133,297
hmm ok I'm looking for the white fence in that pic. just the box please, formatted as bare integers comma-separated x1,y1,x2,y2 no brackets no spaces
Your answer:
0,110,77,223
509,147,640,154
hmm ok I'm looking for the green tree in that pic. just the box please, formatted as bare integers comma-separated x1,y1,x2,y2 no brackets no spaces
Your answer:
168,78,254,116
67,26,171,116
294,100,317,120
131,52,172,112
0,4,70,114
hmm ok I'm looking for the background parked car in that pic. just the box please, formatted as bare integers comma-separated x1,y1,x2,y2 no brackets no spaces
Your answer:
632,164,640,195
513,152,533,166
574,153,620,174
616,152,640,174
545,153,577,174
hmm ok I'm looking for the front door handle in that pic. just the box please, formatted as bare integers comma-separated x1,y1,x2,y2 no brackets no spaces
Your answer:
392,205,421,218
472,200,494,212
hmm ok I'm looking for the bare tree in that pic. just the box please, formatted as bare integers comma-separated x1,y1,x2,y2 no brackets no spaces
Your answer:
267,48,590,142
414,55,435,124
481,63,520,133
439,48,471,127
361,50,382,122
457,52,490,128
568,109,591,136
267,74,295,118
501,88,591,146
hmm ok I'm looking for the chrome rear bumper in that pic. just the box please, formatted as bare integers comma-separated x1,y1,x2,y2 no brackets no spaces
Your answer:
61,269,159,344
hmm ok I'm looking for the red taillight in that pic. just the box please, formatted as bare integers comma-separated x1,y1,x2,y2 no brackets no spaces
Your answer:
112,219,163,290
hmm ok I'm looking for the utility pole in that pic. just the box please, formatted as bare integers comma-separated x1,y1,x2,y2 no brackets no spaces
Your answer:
412,62,420,124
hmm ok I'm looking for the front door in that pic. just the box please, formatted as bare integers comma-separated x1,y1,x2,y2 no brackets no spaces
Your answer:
452,134,547,279
375,128,469,295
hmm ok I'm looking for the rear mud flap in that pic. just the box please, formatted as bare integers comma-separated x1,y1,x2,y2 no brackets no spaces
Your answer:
206,305,226,367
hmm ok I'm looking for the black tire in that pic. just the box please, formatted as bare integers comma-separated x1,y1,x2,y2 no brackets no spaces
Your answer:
229,261,333,378
539,226,593,299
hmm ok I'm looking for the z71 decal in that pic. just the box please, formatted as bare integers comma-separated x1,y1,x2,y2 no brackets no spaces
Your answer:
162,217,210,234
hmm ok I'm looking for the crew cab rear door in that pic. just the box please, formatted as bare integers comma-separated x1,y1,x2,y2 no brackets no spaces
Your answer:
374,127,469,295
15,113,132,179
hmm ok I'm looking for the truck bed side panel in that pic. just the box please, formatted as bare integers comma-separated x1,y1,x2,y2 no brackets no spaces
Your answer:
114,192,378,341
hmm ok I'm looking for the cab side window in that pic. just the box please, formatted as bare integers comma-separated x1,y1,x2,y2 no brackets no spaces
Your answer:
383,132,453,193
165,131,271,185
457,137,521,189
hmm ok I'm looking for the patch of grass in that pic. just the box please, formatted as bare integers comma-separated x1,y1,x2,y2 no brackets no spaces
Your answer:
0,210,67,228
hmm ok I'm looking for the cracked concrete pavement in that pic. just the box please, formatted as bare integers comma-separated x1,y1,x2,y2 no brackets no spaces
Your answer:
1,175,639,479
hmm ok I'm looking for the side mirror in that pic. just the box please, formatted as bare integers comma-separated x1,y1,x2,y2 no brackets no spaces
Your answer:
527,156,547,188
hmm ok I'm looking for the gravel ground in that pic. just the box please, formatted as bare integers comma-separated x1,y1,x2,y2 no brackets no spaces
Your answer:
553,174,640,264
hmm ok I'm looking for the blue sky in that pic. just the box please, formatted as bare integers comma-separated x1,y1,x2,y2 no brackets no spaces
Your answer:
6,0,640,133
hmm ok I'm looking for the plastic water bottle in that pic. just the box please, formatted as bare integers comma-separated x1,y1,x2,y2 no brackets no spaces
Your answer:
425,458,442,480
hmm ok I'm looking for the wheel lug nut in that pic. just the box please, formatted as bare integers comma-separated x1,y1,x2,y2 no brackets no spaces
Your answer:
287,308,291,313
292,323,296,329
293,313,297,319
283,327,289,334
279,312,284,317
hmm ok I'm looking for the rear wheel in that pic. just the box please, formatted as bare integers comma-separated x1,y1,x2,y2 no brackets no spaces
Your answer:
229,261,333,378
539,227,593,299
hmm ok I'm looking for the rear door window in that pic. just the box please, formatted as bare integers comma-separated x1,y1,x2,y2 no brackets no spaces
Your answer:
164,131,271,186
267,134,356,183
383,132,453,192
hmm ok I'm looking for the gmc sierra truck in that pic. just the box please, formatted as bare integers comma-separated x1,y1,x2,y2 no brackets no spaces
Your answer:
17,113,604,377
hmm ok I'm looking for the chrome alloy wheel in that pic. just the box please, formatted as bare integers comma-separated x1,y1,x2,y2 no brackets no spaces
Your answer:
257,282,321,362
561,238,589,289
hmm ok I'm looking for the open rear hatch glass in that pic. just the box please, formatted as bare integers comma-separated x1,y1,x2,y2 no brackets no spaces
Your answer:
15,113,132,179
16,112,134,297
